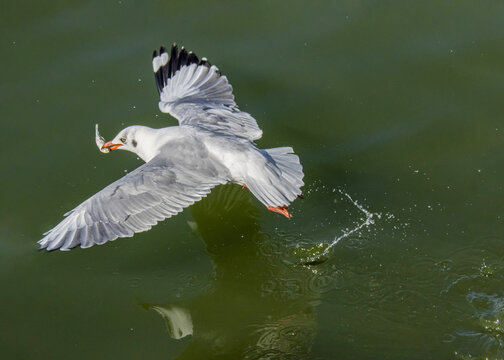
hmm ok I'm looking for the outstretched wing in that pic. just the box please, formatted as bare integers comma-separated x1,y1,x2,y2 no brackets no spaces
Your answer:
152,44,263,141
39,140,230,251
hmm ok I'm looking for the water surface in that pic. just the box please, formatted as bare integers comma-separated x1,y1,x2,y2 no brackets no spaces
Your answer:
2,1,504,359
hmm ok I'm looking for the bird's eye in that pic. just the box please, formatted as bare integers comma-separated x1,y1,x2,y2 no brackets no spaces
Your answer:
120,137,126,143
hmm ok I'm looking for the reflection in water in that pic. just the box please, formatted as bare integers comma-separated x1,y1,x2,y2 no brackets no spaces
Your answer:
146,305,193,340
140,185,322,359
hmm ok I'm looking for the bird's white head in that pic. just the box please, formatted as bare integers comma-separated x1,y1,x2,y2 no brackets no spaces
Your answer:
101,125,159,162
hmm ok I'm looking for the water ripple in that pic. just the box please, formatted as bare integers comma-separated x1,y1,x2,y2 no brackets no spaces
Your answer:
440,235,504,358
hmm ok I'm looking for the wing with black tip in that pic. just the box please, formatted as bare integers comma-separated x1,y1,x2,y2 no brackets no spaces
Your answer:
152,44,263,141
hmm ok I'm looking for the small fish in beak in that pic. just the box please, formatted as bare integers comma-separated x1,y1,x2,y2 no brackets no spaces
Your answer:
95,124,110,153
95,124,123,152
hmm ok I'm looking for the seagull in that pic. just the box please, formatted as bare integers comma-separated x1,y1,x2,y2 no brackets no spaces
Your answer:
39,43,304,251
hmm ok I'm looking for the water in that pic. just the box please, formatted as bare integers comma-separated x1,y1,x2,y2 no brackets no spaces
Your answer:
2,1,504,359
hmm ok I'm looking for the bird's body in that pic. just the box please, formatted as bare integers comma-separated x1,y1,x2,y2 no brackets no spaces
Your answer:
127,124,257,172
39,44,304,251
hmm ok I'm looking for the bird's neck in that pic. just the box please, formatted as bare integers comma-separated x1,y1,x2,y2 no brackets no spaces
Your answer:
133,127,162,162
134,126,178,162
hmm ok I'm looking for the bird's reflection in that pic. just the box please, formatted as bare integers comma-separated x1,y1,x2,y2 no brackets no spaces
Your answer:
141,185,321,359
147,305,193,340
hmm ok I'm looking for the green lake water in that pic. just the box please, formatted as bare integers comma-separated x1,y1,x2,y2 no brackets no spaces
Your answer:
2,1,504,359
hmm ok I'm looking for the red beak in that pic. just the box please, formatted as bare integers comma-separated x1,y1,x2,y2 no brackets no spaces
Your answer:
101,141,123,151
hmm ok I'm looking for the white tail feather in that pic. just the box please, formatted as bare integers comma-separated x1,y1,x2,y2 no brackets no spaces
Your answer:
245,147,304,207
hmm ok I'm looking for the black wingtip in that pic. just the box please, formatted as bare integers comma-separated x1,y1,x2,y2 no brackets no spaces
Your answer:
170,44,178,56
154,43,218,94
187,51,199,65
179,47,188,67
199,57,211,68
152,49,158,59
169,44,178,56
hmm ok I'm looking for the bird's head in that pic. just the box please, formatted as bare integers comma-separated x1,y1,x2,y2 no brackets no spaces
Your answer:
101,127,139,152
97,125,158,162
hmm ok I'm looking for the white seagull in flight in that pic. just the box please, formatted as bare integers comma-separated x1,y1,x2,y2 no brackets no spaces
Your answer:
39,43,304,251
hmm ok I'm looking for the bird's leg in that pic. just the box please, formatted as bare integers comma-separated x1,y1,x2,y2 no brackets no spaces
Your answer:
241,184,291,218
267,206,292,218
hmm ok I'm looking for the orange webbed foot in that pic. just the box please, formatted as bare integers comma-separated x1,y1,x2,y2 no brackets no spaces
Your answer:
267,206,292,218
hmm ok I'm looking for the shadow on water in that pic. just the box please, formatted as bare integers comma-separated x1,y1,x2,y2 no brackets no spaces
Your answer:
138,185,323,359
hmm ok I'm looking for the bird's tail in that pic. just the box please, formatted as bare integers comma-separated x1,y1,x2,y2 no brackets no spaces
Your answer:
245,147,304,211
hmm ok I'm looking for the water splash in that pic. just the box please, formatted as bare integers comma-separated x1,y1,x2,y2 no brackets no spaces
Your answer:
322,190,380,255
303,189,380,265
